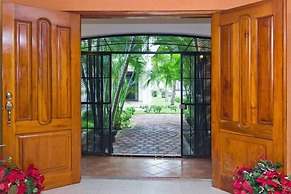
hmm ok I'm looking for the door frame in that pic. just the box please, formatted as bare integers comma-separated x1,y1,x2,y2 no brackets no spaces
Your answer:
2,0,290,189
77,11,214,158
74,1,289,180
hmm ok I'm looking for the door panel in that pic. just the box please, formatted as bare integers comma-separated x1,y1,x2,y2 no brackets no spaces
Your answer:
19,131,71,171
212,0,284,192
2,3,81,189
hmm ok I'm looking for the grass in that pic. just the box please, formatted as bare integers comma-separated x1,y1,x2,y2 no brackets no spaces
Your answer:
134,96,181,114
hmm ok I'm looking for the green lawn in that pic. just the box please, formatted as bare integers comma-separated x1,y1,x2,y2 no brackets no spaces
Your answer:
134,96,181,114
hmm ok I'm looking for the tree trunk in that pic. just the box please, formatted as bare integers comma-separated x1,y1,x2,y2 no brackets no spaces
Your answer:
111,37,136,127
170,80,176,105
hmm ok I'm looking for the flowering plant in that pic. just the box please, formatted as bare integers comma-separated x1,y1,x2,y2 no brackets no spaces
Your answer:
0,153,44,194
233,155,291,194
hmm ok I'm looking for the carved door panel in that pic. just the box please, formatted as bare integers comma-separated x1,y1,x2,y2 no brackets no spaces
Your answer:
2,3,81,189
212,0,284,192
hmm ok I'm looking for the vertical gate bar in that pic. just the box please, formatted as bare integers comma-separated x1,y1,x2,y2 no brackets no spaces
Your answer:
109,54,112,154
195,55,199,156
180,54,184,156
86,55,89,153
100,55,105,154
93,55,97,153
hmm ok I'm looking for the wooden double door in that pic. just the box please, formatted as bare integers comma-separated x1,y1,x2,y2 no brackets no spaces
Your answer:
1,0,289,192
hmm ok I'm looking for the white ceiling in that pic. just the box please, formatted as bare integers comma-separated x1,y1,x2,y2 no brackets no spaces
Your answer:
81,18,211,38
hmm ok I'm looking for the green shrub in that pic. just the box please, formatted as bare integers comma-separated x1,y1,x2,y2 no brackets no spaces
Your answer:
120,107,135,128
151,105,163,113
167,105,178,112
184,109,193,126
160,89,166,98
174,96,181,103
140,105,151,113
152,90,158,97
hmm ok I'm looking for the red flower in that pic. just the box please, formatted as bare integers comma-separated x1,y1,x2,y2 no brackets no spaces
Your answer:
233,179,243,190
17,182,27,194
0,183,5,191
281,179,289,186
256,177,267,186
233,155,291,194
0,166,6,179
265,170,279,179
242,180,254,193
274,191,282,194
0,163,44,193
266,179,279,188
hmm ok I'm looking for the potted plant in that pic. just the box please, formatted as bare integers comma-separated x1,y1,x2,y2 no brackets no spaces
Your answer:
233,155,291,194
0,145,44,194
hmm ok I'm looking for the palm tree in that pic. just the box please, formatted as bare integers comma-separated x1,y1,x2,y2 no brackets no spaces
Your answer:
147,53,180,105
111,52,146,129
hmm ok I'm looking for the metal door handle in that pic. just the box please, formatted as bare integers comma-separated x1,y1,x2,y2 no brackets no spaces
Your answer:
5,101,13,126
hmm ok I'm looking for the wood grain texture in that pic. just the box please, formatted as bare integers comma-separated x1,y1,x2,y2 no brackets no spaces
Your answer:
286,0,291,175
212,0,285,192
257,16,274,125
2,3,81,190
37,18,52,125
220,25,233,121
239,15,251,128
18,131,71,172
56,26,71,118
15,20,32,121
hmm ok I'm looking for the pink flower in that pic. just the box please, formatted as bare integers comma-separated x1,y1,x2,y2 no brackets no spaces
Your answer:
0,183,5,190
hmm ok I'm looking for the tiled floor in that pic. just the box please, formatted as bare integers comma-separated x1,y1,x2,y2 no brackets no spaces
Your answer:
81,156,212,179
44,178,229,194
44,156,230,194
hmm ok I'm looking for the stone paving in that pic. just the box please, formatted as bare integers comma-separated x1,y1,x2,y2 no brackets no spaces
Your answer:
112,114,181,156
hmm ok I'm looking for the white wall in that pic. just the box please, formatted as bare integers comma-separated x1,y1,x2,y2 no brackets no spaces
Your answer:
81,18,211,37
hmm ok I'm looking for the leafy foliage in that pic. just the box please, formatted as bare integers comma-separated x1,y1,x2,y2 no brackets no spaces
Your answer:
233,155,291,194
120,107,135,128
0,154,44,194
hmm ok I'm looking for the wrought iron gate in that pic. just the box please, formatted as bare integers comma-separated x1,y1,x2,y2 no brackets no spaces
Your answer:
181,53,211,157
81,53,112,155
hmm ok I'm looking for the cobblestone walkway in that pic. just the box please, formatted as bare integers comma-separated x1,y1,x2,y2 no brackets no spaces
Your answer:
112,114,181,156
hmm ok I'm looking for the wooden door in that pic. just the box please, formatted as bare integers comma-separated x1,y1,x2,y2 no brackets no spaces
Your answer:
2,3,81,189
212,0,285,192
